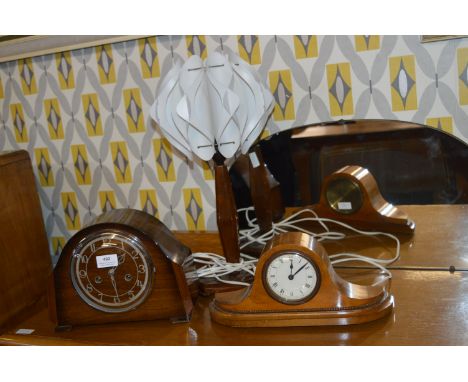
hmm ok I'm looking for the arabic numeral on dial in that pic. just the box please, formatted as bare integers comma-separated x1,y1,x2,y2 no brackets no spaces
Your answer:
272,282,278,288
86,283,93,292
136,279,143,288
138,264,145,274
280,289,285,294
128,291,135,300
79,270,87,278
305,283,311,288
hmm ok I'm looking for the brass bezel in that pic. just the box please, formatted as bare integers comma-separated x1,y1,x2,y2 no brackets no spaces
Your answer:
326,176,363,215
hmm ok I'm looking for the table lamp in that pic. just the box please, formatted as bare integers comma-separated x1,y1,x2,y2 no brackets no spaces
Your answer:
150,51,274,263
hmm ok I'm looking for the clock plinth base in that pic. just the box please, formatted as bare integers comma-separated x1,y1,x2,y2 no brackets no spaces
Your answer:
210,294,393,327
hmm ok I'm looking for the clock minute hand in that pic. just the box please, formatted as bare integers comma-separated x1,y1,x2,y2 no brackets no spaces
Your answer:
291,263,307,278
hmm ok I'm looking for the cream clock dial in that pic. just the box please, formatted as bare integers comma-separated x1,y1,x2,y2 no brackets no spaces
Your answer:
263,252,320,304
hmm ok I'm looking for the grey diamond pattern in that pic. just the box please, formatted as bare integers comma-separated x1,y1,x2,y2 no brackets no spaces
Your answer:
156,144,172,178
38,153,51,183
74,149,88,180
363,35,371,49
21,62,33,90
140,39,158,72
1,35,468,261
296,35,312,54
102,194,113,212
47,104,61,135
127,94,142,126
188,36,206,57
239,35,258,62
186,192,202,227
143,196,158,217
84,101,100,132
97,48,113,79
114,147,129,179
391,59,415,108
273,74,292,117
57,53,72,83
13,110,25,137
64,196,78,226
460,63,468,87
330,67,351,112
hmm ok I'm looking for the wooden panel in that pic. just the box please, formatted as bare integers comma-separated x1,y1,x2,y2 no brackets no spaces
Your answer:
0,150,52,332
291,119,421,139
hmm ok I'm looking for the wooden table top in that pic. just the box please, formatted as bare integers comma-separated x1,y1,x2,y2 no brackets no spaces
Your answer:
1,205,467,345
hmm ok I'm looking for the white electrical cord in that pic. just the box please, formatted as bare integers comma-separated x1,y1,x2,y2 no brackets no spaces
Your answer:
186,252,257,286
188,207,400,286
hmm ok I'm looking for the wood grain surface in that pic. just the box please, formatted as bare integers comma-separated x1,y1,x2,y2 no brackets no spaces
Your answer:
0,150,52,333
1,204,467,345
1,269,467,345
52,209,197,327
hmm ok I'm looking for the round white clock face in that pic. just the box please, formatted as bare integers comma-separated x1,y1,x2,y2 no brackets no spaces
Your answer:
263,252,320,304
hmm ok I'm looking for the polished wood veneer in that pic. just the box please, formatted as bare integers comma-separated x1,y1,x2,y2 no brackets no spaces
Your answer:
0,150,52,333
1,205,467,345
1,269,467,345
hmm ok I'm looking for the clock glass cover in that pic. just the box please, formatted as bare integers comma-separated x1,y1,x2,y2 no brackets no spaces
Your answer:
70,230,155,313
326,177,363,214
263,252,320,304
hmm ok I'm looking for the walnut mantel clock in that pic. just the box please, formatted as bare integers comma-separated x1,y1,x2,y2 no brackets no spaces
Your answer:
49,209,198,329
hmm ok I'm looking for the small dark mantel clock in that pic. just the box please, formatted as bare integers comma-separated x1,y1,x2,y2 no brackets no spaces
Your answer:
49,209,198,329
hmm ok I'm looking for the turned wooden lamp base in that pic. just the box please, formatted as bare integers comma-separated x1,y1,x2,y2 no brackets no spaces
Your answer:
213,153,241,263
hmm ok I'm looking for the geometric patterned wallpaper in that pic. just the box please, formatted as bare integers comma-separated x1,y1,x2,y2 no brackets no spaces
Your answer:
1,35,468,260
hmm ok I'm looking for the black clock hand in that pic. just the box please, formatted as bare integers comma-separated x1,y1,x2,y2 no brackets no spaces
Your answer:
290,263,307,279
289,259,293,276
